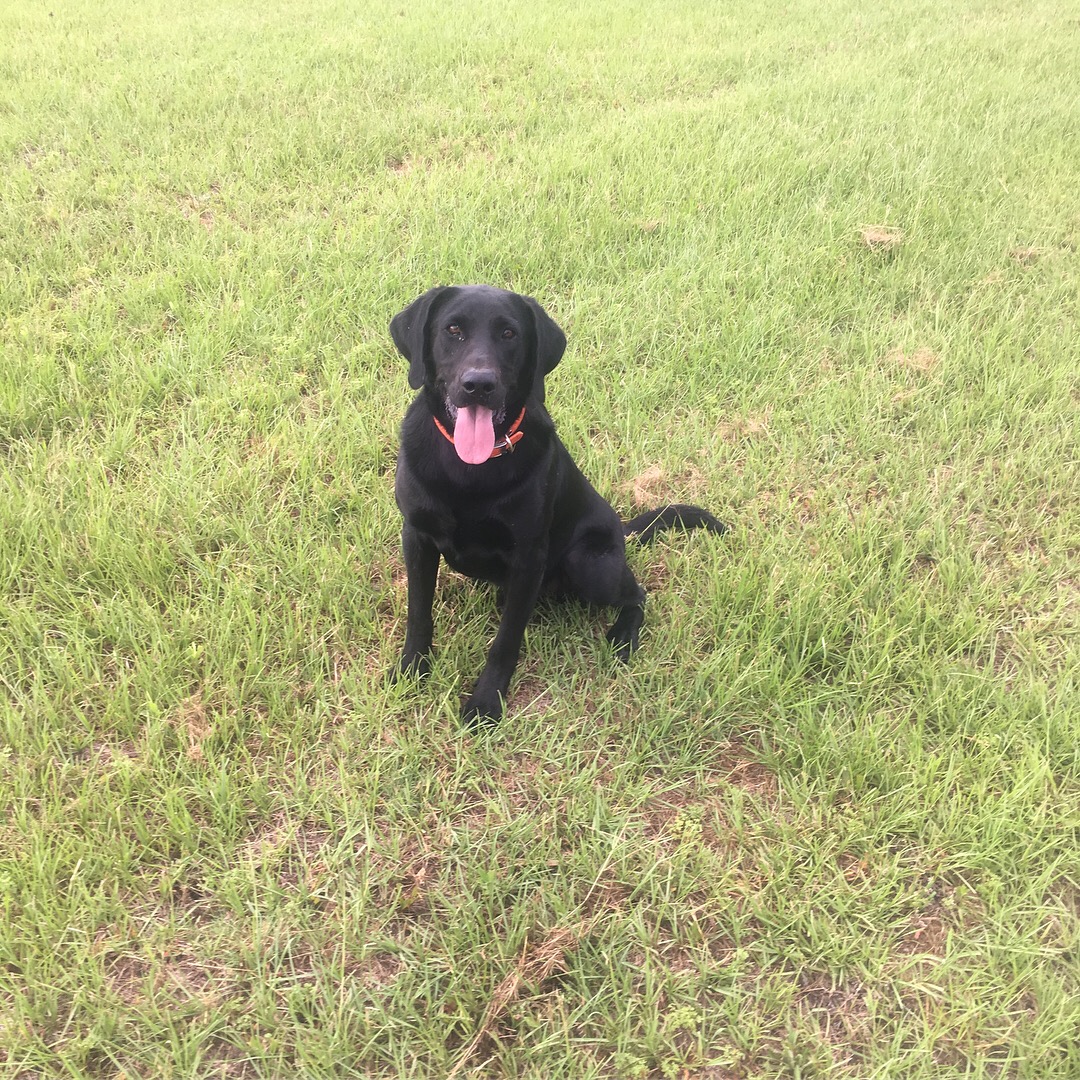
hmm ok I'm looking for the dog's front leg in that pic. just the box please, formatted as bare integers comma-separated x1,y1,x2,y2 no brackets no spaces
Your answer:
394,524,440,680
461,543,547,727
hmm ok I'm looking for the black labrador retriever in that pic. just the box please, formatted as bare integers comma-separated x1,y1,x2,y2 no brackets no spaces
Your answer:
389,285,725,726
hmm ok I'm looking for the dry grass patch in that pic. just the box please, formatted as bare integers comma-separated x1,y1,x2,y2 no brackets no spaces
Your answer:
886,346,940,374
859,223,904,252
169,691,212,762
447,924,585,1078
714,413,772,444
624,462,708,508
1009,245,1044,265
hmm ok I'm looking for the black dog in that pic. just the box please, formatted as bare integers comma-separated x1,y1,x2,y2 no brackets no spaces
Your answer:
389,285,725,726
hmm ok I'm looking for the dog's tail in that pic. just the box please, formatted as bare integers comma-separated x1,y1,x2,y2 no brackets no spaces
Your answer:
623,504,727,545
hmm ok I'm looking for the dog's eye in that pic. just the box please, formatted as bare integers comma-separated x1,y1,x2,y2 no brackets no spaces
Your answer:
446,324,462,336
501,328,516,340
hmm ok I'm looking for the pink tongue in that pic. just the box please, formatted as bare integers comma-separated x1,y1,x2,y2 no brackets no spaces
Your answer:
453,406,495,464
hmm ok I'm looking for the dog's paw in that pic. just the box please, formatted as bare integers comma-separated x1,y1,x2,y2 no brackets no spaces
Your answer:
460,692,503,729
606,625,639,663
388,653,431,684
606,605,643,663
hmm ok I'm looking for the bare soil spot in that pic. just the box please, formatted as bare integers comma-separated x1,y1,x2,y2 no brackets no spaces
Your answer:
895,908,950,958
715,738,778,799
579,878,631,922
105,945,216,1008
507,676,555,718
640,557,674,592
200,1037,263,1078
362,825,444,920
240,816,333,894
796,971,871,1057
891,877,984,970
909,552,938,579
168,877,218,923
641,739,778,850
105,953,150,1005
75,740,140,766
348,949,403,988
639,782,702,842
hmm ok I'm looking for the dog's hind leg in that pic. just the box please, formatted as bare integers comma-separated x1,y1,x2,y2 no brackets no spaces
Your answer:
604,565,646,661
560,531,647,661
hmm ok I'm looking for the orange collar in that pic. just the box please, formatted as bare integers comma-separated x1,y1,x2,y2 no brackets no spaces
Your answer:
433,406,526,460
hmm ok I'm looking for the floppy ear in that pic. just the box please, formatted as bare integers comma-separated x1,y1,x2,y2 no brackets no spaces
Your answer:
390,287,450,390
524,295,567,376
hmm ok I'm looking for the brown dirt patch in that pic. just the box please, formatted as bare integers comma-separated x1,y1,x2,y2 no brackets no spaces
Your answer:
74,740,140,766
507,676,556,718
105,953,150,1005
239,816,333,895
795,971,871,1061
104,946,217,1008
347,949,403,989
714,739,779,799
895,907,951,958
641,739,779,848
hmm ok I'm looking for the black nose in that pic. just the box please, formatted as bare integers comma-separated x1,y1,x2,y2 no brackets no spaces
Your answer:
461,369,497,398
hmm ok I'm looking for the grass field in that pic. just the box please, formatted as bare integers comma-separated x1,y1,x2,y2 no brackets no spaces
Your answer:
2,0,1079,1075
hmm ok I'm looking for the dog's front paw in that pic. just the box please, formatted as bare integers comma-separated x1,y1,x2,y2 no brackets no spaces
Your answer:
460,692,503,729
388,653,431,684
606,624,639,663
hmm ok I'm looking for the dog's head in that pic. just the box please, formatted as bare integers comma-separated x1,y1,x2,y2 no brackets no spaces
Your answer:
390,285,566,464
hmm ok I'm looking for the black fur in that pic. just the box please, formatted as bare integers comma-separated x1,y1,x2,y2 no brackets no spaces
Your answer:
389,285,726,726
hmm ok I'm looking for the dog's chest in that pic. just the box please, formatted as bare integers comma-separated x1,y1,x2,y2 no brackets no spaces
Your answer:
410,507,517,583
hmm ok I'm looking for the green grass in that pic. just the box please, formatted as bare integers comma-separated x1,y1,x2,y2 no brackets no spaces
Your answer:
1,0,1078,1075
